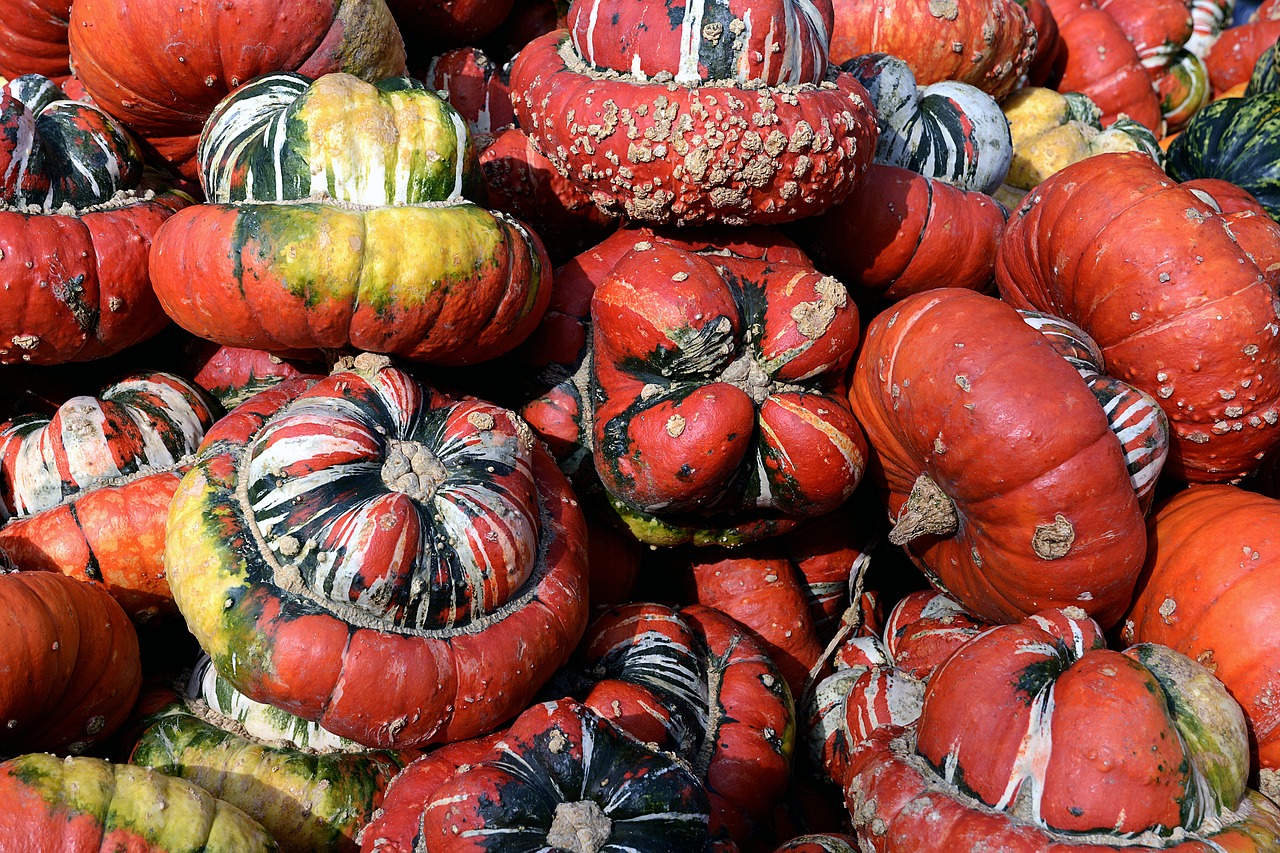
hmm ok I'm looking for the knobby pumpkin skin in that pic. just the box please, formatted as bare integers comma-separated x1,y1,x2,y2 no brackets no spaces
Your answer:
148,199,552,365
843,609,1280,851
67,0,407,179
509,29,879,226
0,0,71,81
996,152,1280,483
591,242,866,545
164,357,590,748
0,754,278,852
131,658,411,853
1122,485,1280,779
0,569,141,757
796,163,1006,303
848,288,1147,628
829,0,1037,100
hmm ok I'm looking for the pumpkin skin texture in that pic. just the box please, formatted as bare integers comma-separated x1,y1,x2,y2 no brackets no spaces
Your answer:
1122,485,1280,779
829,0,1037,100
996,152,1280,482
184,343,325,411
849,289,1147,628
0,569,141,757
164,358,590,749
1043,0,1164,133
67,0,408,180
508,29,879,226
0,0,71,82
1204,16,1280,95
842,609,1280,851
796,163,1006,303
0,754,278,852
1156,48,1214,133
773,836,858,853
418,699,713,852
424,47,516,144
131,658,411,853
197,72,485,206
590,242,866,546
1166,91,1280,222
148,199,551,365
844,53,1013,195
1097,0,1194,75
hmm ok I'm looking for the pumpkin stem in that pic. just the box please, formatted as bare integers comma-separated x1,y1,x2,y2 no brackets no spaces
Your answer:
888,474,957,545
381,439,448,503
546,800,612,853
1031,513,1075,559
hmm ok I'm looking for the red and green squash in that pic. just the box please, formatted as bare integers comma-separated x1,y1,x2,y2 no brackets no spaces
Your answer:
163,355,589,748
0,753,278,852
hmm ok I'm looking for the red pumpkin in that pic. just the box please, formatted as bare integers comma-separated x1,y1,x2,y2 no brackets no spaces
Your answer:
423,47,515,145
996,152,1280,483
1204,16,1280,95
1022,0,1062,85
846,608,1280,851
508,23,879,225
1097,0,1194,75
0,568,141,756
829,0,1037,100
1122,485,1280,782
591,242,866,545
848,288,1147,627
181,343,324,410
0,0,71,82
1043,0,1164,132
67,0,407,178
164,357,590,748
795,164,1006,304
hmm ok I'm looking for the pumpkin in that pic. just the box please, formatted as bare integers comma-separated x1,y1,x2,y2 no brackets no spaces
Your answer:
0,754,277,852
1097,0,1194,75
558,602,795,843
364,699,714,851
67,0,407,179
829,0,1037,100
773,836,859,853
848,288,1148,627
196,72,485,206
0,75,190,365
423,47,516,145
0,371,217,622
1204,15,1280,94
1166,89,1280,222
182,343,325,411
131,656,411,853
796,163,1007,304
0,0,71,82
1020,0,1062,86
1155,47,1214,132
590,241,866,546
843,608,1280,851
995,87,1163,208
385,0,515,54
997,152,1280,482
843,53,1012,195
1186,0,1238,57
508,22,879,225
0,568,140,756
1122,485,1280,794
163,355,589,748
1247,38,1280,94
1042,0,1164,132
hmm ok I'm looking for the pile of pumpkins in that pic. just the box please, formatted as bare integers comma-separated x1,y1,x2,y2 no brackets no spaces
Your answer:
2,0,1280,850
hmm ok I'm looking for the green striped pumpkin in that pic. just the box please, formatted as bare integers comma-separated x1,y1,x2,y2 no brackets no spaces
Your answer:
1247,40,1280,97
1166,91,1280,221
196,72,485,206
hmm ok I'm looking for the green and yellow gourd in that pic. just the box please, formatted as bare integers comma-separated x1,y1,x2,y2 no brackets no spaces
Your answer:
131,656,410,853
149,71,551,365
994,87,1164,208
0,753,277,852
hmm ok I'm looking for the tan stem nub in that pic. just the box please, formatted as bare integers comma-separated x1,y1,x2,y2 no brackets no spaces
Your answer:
888,474,958,546
547,800,612,853
381,438,447,503
1032,514,1075,560
720,353,773,405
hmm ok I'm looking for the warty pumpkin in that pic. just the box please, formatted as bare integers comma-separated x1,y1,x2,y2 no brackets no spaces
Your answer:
848,288,1148,628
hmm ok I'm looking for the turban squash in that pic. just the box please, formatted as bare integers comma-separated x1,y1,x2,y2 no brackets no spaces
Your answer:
508,0,879,226
848,288,1148,628
164,355,589,749
843,608,1280,850
149,71,551,366
996,152,1280,483
0,0,71,82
